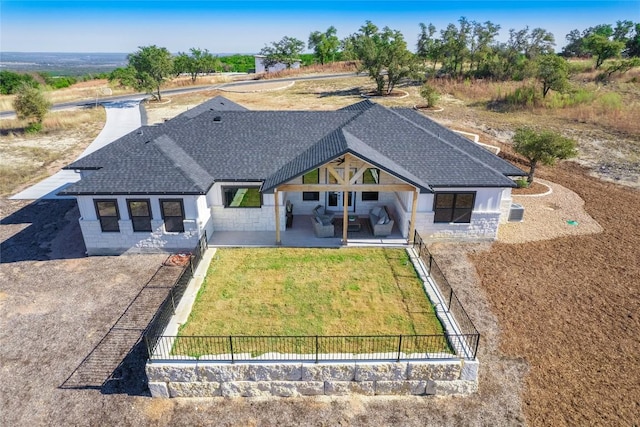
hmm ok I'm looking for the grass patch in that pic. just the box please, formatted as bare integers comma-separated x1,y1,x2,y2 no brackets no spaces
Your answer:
176,248,448,356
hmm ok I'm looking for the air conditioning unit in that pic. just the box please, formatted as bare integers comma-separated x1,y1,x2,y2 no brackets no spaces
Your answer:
508,203,525,222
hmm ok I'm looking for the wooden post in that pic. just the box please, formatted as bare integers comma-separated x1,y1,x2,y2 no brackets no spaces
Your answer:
342,156,350,244
408,188,419,244
274,189,281,245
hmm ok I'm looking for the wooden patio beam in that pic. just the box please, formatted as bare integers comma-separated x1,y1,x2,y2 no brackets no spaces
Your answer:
276,183,416,192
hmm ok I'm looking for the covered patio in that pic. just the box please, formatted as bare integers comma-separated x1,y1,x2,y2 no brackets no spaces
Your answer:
208,214,407,248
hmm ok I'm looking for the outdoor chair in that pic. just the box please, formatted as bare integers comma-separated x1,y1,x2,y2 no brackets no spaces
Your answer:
313,204,335,223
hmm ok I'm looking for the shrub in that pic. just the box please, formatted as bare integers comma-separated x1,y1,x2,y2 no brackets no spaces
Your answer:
504,85,542,108
515,178,530,188
419,83,440,108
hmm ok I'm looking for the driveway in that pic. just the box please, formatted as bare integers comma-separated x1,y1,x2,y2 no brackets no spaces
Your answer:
9,100,144,200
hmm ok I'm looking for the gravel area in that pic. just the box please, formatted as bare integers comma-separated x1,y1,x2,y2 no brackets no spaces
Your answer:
499,179,603,244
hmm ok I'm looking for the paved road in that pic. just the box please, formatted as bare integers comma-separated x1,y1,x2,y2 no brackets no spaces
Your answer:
0,72,361,118
10,99,144,200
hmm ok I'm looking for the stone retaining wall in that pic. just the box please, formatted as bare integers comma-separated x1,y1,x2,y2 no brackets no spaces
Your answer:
147,360,479,398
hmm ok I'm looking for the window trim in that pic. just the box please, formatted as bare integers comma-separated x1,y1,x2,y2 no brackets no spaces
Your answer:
433,192,476,224
222,186,263,208
302,169,320,201
126,199,152,232
160,199,185,233
94,199,120,233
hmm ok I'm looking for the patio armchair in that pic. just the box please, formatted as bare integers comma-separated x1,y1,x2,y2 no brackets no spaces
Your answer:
311,216,334,237
313,204,335,224
369,206,394,237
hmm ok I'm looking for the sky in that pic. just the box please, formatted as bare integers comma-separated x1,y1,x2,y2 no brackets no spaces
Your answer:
1,0,639,54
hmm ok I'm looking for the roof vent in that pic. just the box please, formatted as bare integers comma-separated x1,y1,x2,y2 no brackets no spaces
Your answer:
213,116,222,122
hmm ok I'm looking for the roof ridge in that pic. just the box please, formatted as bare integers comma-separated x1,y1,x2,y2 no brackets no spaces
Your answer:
153,134,212,193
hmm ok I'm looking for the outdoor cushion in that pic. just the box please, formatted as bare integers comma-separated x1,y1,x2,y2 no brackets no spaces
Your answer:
321,217,333,226
371,206,383,218
377,216,386,225
314,216,322,225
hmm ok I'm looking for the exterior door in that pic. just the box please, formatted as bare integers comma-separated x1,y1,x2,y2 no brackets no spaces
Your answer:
326,168,355,212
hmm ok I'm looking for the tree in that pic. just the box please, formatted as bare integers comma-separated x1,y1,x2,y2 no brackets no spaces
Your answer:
114,45,173,101
583,34,625,68
513,127,577,183
536,54,569,98
0,71,38,94
13,83,51,131
526,28,556,59
562,29,587,58
352,21,417,95
174,48,220,82
308,26,340,65
259,36,305,71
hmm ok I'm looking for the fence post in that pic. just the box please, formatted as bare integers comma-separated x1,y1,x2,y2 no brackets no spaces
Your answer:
448,289,453,311
315,335,319,364
229,336,234,364
397,335,403,362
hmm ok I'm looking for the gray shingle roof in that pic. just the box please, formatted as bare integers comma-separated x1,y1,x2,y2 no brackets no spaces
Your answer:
60,96,523,196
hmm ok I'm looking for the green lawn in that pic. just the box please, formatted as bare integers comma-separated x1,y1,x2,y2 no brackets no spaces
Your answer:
176,248,448,356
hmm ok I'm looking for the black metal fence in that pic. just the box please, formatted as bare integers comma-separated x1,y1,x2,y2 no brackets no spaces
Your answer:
144,232,208,357
413,230,480,358
144,231,480,362
148,332,479,362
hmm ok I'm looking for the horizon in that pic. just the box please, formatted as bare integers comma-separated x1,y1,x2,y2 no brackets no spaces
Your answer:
2,1,639,54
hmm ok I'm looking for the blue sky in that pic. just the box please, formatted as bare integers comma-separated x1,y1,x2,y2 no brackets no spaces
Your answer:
1,1,638,53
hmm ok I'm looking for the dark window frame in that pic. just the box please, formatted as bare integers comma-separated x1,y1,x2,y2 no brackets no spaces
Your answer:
302,169,320,201
362,168,380,201
126,199,152,232
160,199,185,232
433,192,476,224
222,186,263,208
94,199,120,232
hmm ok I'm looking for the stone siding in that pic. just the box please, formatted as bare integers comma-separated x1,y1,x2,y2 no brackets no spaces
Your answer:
146,360,478,398
80,218,200,256
417,212,500,241
210,206,286,232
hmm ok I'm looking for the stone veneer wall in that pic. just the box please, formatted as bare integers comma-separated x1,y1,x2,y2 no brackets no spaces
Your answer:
147,360,479,398
80,219,200,256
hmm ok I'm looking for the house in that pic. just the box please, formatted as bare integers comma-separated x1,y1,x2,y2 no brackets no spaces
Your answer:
254,55,301,73
59,96,525,255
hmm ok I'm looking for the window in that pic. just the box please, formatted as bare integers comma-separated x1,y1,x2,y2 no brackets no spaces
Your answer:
94,199,120,232
127,199,152,232
222,187,262,208
433,192,475,223
302,169,320,201
362,168,379,201
160,199,185,232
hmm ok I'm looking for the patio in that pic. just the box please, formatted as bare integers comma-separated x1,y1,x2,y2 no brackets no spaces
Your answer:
208,214,407,247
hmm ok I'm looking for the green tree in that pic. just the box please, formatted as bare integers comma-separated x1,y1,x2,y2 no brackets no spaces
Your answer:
583,31,625,68
0,71,38,94
439,18,472,76
353,21,417,95
513,127,578,183
536,54,569,98
308,26,340,65
259,36,305,71
469,20,501,73
115,45,174,101
13,83,52,131
174,48,220,82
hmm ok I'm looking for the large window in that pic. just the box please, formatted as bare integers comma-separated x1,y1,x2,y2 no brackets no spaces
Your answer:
302,169,320,201
160,199,185,232
127,199,152,232
223,187,262,208
433,192,475,223
362,168,380,201
94,199,120,232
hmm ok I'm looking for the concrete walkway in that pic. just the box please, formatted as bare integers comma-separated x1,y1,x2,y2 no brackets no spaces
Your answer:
10,99,144,200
